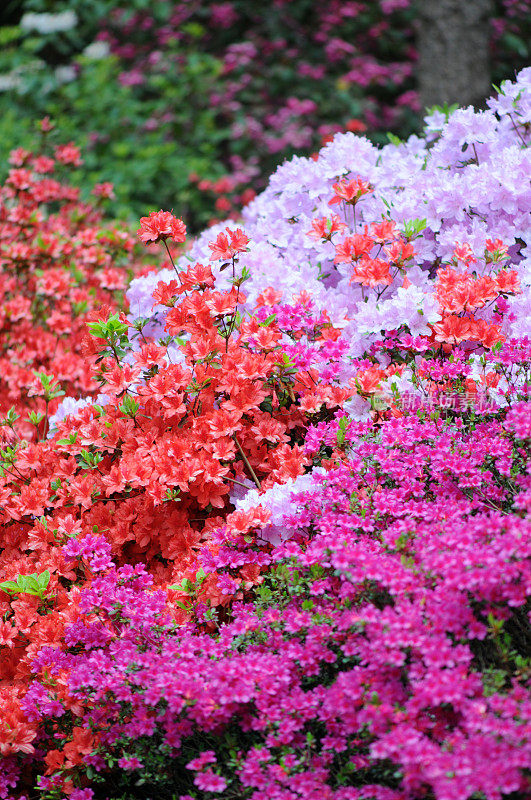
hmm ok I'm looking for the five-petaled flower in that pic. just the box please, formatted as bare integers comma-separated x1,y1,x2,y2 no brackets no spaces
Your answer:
208,227,250,260
329,176,373,206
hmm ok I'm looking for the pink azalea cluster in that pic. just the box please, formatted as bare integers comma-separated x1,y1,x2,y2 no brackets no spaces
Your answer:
17,411,531,800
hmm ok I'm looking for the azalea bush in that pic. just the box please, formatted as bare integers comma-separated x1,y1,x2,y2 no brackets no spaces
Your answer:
0,118,150,442
0,0,529,227
0,70,529,799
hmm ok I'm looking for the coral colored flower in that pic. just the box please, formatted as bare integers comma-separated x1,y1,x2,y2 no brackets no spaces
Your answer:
92,182,115,199
346,118,367,132
495,269,520,294
32,155,55,174
383,238,415,264
452,242,476,266
486,238,509,261
6,168,33,190
432,314,474,344
351,256,392,286
215,196,232,212
474,319,506,348
352,365,385,394
371,219,397,242
54,142,83,167
306,214,347,241
9,147,31,166
256,287,283,306
38,116,54,132
137,211,187,244
329,176,373,205
44,749,65,774
334,231,374,263
0,620,17,648
208,227,250,260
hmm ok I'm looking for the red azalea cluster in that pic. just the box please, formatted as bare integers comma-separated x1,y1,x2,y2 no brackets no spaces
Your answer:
432,263,521,348
331,217,413,288
0,139,145,441
189,172,257,227
308,184,522,352
53,143,83,168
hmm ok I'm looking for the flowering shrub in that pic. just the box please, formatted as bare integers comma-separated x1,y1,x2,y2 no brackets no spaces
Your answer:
17,413,531,800
135,67,531,418
0,71,529,799
0,122,148,441
0,1,529,226
68,0,531,222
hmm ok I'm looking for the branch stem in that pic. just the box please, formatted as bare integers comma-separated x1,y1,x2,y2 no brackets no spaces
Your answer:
232,435,261,490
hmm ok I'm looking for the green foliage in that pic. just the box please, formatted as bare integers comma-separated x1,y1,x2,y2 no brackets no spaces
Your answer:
88,312,131,363
0,45,226,228
401,217,427,240
0,570,50,599
253,561,326,614
33,371,65,402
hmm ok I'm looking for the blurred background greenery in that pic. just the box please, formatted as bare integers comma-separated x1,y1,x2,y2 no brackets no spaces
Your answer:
0,0,528,231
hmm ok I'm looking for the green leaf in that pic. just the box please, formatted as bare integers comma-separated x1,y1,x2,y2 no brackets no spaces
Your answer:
386,132,403,146
502,32,528,58
38,570,50,590
172,600,191,611
56,432,79,448
0,570,49,598
0,580,20,594
119,395,140,417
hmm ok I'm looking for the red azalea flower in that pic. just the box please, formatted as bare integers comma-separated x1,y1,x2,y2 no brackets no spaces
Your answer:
329,176,373,206
92,182,115,199
334,231,374,263
306,214,347,241
452,241,476,267
495,269,520,294
208,227,250,260
137,211,187,245
54,143,83,167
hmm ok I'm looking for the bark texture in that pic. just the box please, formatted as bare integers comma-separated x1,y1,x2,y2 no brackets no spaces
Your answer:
417,0,494,111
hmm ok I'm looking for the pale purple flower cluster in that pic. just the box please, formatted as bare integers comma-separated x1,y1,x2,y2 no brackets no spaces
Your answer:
47,393,109,437
47,395,94,432
125,70,530,413
231,467,327,545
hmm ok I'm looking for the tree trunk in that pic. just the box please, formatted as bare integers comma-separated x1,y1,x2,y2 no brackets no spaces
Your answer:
416,0,494,112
